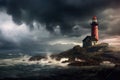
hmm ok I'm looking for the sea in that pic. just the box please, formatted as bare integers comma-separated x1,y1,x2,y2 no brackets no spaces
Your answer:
0,50,120,80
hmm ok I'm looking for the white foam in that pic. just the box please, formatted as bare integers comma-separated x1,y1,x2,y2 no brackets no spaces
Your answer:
100,61,116,67
0,55,31,66
0,54,69,67
31,54,69,67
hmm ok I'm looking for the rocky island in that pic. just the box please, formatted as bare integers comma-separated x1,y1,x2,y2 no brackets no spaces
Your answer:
29,43,120,67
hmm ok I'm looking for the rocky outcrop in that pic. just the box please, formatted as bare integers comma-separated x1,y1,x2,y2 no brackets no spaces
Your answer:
29,55,46,61
29,43,120,67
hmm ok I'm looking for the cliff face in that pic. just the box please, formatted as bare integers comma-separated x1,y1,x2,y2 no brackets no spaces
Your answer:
29,43,120,66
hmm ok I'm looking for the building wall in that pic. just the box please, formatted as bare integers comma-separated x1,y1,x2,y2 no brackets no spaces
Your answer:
83,41,92,48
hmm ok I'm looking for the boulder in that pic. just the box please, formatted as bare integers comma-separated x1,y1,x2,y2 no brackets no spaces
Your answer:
29,55,46,61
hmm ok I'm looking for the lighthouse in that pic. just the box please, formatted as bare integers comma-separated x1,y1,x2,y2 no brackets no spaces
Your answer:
91,16,99,41
83,16,99,48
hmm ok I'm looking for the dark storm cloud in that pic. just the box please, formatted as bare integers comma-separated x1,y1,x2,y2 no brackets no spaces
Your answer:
106,16,120,36
0,0,120,35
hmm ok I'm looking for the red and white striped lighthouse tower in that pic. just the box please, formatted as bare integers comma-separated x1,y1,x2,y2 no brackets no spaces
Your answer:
91,16,99,41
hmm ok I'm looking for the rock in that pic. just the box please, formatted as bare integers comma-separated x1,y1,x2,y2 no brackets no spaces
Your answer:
86,43,109,52
28,43,120,66
51,45,86,61
61,60,69,63
29,55,46,61
68,61,98,66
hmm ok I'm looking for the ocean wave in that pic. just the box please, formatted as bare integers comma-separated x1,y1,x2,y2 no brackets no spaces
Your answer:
0,54,69,67
0,55,31,66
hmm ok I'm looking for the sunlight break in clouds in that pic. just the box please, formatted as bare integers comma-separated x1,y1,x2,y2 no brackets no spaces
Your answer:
100,36,120,46
0,11,50,44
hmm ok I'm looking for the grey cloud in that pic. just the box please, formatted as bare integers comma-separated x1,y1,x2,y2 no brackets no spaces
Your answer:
0,0,120,53
0,0,119,36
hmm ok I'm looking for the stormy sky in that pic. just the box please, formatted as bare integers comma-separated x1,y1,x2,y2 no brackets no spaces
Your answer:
0,0,120,53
